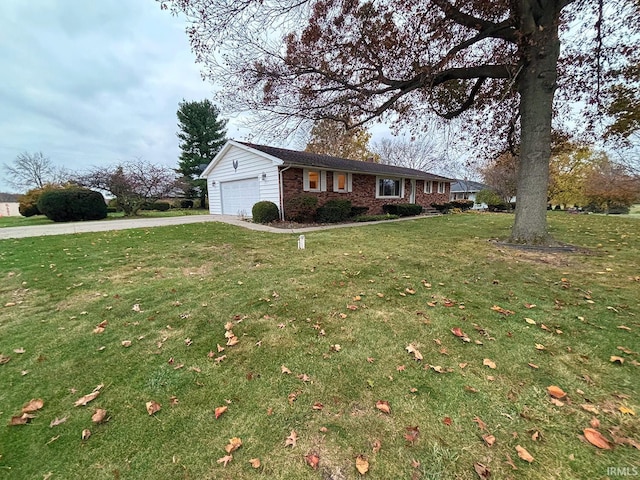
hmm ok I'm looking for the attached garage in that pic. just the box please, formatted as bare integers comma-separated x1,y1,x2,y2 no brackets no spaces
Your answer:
220,178,260,216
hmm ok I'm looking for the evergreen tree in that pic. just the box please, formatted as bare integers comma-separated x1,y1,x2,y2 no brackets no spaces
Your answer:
176,99,228,207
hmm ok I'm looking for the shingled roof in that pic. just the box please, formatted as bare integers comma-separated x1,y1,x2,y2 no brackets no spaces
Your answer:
240,142,453,181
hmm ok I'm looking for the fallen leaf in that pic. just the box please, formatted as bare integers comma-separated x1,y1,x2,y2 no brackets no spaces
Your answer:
619,406,636,415
375,400,391,414
74,385,103,407
547,385,567,399
473,416,487,430
483,434,496,447
312,402,324,411
610,356,625,364
590,417,600,428
618,325,631,331
297,373,311,382
330,344,342,352
10,413,35,425
583,428,611,449
406,344,423,361
355,455,369,474
224,321,234,330
13,347,25,354
145,400,161,416
249,458,261,468
215,406,228,419
483,358,496,369
515,445,534,463
225,437,242,453
372,439,382,453
505,453,518,470
132,304,142,312
22,398,44,413
465,385,478,393
474,462,491,479
305,453,320,470
535,344,546,351
226,336,239,346
285,430,298,447
0,354,11,364
281,365,292,374
550,398,565,407
217,454,233,467
121,340,132,347
528,363,539,369
443,417,452,426
405,425,419,443
92,408,107,423
50,416,68,427
525,318,537,325
491,305,515,315
81,429,91,440
170,396,179,406
531,430,540,441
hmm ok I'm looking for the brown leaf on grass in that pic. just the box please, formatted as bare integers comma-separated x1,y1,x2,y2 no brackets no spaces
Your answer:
406,344,423,361
610,356,625,364
618,325,631,331
305,453,320,470
550,398,565,407
515,445,534,463
0,354,11,364
50,416,68,427
22,398,44,413
619,406,636,415
583,428,611,449
281,365,292,374
474,462,491,479
217,454,233,467
355,455,369,474
297,373,311,382
505,453,518,470
226,336,239,346
92,409,107,424
590,417,600,428
249,458,261,468
465,385,478,393
483,358,496,369
312,402,324,411
580,403,599,414
74,385,103,407
285,430,298,447
405,426,419,444
491,305,514,315
145,401,161,416
528,363,539,369
14,347,25,354
10,413,35,425
483,434,496,447
372,439,382,453
215,406,228,419
225,437,242,453
609,426,640,449
535,344,546,350
473,416,487,431
547,385,567,399
214,355,227,363
288,392,298,405
81,429,91,440
443,417,452,426
121,340,132,347
375,400,391,414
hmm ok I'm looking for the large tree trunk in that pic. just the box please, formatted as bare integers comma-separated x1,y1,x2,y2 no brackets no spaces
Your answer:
511,3,561,244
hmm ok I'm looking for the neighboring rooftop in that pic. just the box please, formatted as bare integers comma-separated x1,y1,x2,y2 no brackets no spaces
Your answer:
450,179,490,193
240,142,453,181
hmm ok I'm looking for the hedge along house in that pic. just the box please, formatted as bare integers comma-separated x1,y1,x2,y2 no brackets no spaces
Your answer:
200,140,453,219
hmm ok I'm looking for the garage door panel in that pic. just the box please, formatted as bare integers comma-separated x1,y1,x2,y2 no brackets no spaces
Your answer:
221,178,260,215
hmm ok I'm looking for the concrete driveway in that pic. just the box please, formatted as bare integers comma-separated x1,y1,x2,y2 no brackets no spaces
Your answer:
0,214,434,240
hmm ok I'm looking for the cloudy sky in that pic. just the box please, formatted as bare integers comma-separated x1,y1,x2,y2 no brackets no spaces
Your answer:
0,0,257,193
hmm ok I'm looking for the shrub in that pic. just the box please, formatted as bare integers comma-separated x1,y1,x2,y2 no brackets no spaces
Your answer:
431,202,452,214
350,206,369,217
252,201,280,223
18,185,59,217
106,207,118,213
37,188,107,222
450,199,474,211
141,202,171,211
284,194,318,222
180,199,194,209
316,199,352,223
354,214,399,222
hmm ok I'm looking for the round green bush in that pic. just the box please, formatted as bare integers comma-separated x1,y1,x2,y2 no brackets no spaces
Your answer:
284,194,318,222
37,188,107,222
316,199,352,223
252,201,280,224
18,186,60,217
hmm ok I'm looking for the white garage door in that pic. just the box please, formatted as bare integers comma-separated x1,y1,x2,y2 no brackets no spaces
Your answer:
221,178,260,216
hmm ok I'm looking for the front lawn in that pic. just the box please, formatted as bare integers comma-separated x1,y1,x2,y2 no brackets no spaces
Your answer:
0,213,638,479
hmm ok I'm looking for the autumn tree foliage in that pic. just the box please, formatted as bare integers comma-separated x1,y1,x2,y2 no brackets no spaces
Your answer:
305,119,377,161
160,0,639,244
548,146,603,208
479,153,517,208
583,159,640,213
78,160,184,216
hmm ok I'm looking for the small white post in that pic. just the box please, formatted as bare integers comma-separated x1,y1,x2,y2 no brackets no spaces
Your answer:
298,235,306,249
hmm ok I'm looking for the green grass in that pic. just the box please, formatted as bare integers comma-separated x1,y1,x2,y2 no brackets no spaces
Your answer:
0,213,638,479
0,209,209,228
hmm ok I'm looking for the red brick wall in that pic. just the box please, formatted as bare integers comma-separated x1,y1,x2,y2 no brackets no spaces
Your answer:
281,167,449,217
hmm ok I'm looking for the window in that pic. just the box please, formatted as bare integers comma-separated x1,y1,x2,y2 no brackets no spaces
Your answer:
424,181,433,194
333,172,352,193
437,182,446,194
304,169,325,192
377,177,402,198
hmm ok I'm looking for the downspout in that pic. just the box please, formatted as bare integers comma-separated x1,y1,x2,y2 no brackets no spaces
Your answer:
279,165,292,221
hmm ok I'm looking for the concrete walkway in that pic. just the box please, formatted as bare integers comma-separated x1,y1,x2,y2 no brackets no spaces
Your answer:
0,214,435,240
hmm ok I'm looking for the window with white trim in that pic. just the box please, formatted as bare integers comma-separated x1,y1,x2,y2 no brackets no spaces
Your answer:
303,169,326,192
333,172,352,193
424,181,433,194
437,182,446,194
376,177,402,198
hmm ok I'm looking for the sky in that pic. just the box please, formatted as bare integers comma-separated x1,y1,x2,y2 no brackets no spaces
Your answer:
0,0,257,193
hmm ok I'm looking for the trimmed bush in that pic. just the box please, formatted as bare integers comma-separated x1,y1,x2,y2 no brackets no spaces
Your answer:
316,199,352,223
354,214,399,222
19,185,60,217
141,202,171,211
383,203,423,216
252,201,280,224
431,202,452,214
180,199,194,209
106,207,118,213
350,206,369,217
37,188,107,222
284,194,318,222
450,199,474,211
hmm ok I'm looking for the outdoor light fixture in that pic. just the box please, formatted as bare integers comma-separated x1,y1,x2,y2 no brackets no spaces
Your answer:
211,180,216,186
261,172,267,181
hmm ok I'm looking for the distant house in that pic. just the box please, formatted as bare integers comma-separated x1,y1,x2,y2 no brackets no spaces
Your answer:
0,193,20,217
450,179,492,209
200,140,454,219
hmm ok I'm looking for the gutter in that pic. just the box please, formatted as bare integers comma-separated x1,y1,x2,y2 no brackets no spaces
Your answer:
278,164,292,221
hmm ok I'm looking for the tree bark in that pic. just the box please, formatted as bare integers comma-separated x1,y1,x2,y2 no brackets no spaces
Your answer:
511,3,561,244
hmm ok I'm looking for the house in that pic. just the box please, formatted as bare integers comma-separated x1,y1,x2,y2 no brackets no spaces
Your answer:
200,140,453,219
450,179,492,209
